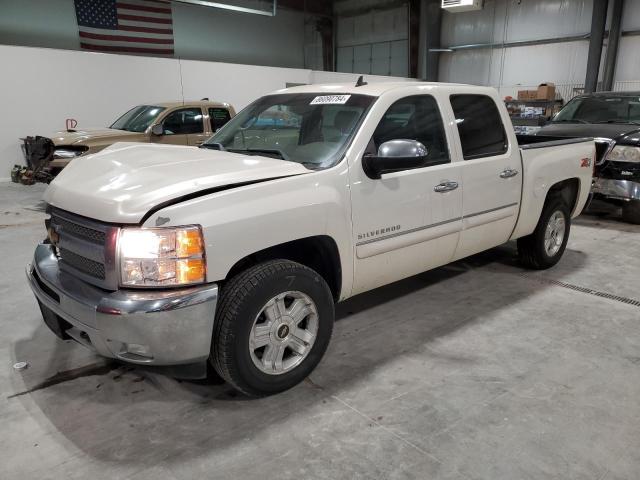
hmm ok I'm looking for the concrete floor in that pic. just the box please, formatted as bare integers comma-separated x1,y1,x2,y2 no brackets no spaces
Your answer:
2,181,639,480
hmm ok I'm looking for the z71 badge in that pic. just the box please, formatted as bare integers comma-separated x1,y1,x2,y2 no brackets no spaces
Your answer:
580,157,592,168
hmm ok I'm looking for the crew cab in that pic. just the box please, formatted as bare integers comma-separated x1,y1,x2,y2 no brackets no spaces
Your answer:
42,100,235,170
27,82,594,396
538,91,640,223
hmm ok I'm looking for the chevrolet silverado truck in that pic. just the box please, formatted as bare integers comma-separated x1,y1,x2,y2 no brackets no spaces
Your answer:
40,100,235,171
538,91,640,223
27,81,594,396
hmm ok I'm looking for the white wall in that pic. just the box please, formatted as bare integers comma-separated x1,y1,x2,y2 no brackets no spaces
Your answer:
0,44,410,179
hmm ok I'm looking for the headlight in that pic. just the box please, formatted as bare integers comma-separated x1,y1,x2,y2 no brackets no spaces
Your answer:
54,148,85,159
119,226,206,287
606,145,640,163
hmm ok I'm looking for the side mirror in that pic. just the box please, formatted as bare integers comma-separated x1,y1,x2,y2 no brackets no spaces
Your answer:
151,124,164,136
362,139,428,179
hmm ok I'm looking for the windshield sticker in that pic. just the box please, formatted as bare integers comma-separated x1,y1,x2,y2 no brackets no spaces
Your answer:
310,95,351,105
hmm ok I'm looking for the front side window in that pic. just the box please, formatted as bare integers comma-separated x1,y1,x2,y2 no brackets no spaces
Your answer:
553,95,640,124
162,108,204,135
110,105,165,133
450,95,508,160
209,107,231,132
203,93,374,170
371,95,450,165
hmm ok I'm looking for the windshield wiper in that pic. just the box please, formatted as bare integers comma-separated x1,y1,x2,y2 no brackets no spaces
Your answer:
227,148,289,160
200,142,226,151
551,119,590,124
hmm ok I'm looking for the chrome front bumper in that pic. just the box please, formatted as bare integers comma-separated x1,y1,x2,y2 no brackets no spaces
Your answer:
26,243,218,366
592,178,640,201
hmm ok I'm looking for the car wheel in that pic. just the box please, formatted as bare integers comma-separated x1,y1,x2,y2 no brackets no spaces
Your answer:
518,196,571,270
211,259,334,397
622,199,640,224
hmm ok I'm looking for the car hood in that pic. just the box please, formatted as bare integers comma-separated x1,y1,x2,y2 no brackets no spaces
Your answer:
51,128,140,146
538,122,640,141
44,142,311,223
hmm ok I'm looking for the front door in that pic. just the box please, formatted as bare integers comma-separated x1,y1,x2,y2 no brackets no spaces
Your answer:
449,94,522,260
152,107,205,146
350,93,463,296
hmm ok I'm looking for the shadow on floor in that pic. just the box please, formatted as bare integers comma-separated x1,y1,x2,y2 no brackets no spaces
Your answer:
10,243,586,467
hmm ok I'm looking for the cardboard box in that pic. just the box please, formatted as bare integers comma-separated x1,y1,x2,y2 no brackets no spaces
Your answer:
517,90,538,100
537,83,556,100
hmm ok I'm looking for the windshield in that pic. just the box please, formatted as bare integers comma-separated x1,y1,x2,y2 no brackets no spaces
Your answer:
553,95,640,124
110,105,166,132
203,93,375,169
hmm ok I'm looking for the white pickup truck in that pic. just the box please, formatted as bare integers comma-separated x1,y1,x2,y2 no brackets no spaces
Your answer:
27,81,594,396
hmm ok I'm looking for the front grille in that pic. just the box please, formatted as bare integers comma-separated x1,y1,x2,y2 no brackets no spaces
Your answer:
49,208,118,290
52,215,105,244
59,247,106,279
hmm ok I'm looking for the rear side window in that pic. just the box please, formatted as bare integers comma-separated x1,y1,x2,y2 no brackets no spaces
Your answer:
450,95,508,160
162,108,204,135
209,107,231,132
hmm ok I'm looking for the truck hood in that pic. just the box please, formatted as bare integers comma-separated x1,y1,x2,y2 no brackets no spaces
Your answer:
538,122,640,141
51,128,139,146
44,143,311,223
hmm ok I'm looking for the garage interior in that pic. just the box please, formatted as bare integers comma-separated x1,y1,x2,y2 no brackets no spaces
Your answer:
1,1,640,479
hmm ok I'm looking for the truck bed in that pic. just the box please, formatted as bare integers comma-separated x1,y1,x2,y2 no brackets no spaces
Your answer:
516,134,594,149
509,135,595,241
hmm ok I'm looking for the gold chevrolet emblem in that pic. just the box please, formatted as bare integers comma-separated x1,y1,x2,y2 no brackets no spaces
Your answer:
48,227,60,246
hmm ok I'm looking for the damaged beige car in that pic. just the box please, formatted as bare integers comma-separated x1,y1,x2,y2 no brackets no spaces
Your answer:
43,100,235,171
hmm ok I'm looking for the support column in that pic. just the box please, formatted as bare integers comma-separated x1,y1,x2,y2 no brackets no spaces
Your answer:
585,0,609,93
409,0,421,78
602,0,624,91
421,0,442,81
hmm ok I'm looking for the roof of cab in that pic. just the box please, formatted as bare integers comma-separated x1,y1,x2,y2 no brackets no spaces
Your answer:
150,100,232,108
273,81,477,97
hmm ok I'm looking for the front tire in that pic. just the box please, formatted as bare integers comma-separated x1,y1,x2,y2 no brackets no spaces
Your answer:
518,196,571,270
622,199,640,224
211,259,334,397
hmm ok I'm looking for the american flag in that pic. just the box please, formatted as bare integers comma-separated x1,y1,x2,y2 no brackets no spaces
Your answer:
74,0,174,56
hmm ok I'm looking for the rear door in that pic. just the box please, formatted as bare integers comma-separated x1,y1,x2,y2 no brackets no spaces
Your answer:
208,107,232,135
449,94,521,260
350,93,463,295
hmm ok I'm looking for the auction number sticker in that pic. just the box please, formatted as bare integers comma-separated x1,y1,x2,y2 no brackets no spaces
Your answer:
310,95,351,105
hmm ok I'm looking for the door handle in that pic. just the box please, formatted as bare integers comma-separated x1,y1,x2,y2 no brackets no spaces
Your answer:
500,168,519,179
434,180,459,193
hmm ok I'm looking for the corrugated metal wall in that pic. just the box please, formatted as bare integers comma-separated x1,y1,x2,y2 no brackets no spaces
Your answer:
438,0,640,101
336,4,409,77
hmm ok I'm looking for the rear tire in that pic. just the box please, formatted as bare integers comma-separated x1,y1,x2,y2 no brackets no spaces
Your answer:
211,259,334,397
518,196,571,270
622,200,640,224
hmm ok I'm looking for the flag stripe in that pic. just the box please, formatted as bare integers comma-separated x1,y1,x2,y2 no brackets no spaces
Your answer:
119,24,173,34
80,38,173,48
116,2,171,14
117,13,172,24
117,7,172,19
79,31,173,44
80,25,172,39
80,42,174,54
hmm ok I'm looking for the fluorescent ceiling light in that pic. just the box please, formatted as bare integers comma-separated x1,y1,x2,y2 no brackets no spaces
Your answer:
171,0,276,16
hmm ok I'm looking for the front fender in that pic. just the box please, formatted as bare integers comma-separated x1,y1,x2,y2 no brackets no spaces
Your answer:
141,165,355,299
